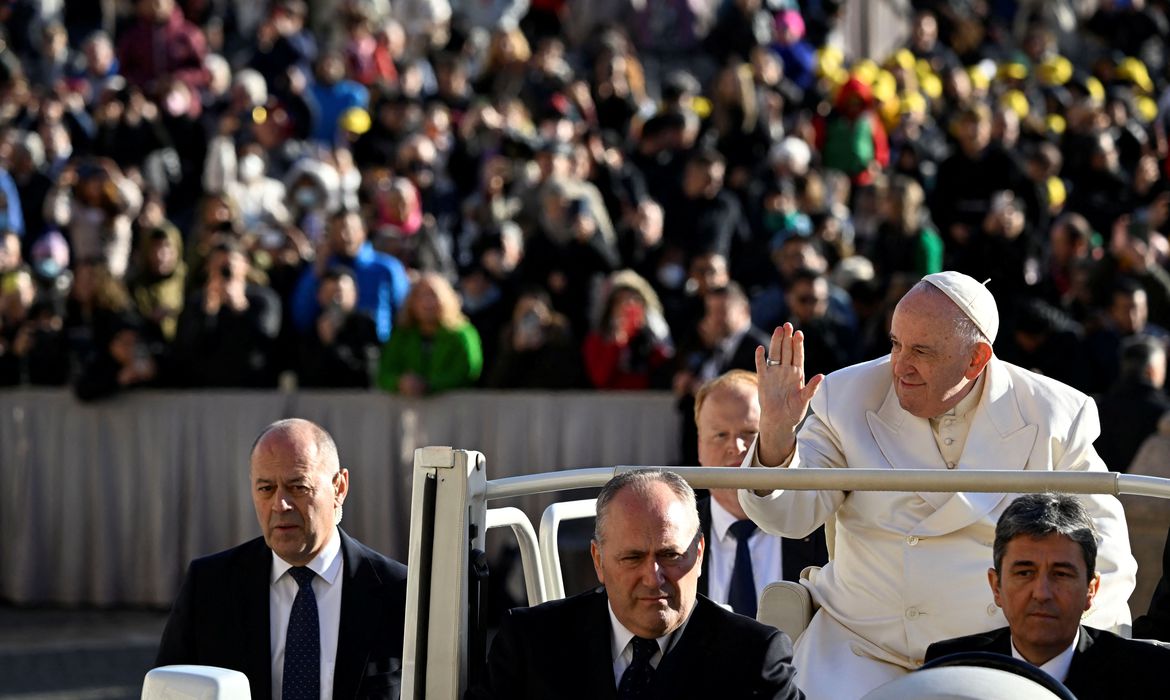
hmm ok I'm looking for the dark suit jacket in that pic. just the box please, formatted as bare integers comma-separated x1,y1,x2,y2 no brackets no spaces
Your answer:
468,588,804,700
924,625,1170,699
1133,523,1170,642
155,529,408,700
697,497,829,599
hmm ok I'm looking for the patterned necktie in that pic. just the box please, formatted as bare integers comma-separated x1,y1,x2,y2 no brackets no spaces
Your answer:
617,636,659,698
727,519,759,618
282,566,320,700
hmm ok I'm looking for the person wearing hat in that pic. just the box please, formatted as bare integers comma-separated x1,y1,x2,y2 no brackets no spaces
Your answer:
737,271,1136,699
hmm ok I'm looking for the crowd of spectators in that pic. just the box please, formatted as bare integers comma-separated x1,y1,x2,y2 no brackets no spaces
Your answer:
3,0,1170,471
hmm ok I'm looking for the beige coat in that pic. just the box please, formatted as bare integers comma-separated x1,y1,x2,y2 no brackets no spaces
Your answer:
740,355,1136,700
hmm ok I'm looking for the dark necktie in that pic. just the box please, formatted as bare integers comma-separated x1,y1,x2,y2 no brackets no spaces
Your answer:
617,636,659,698
727,519,758,618
283,566,320,700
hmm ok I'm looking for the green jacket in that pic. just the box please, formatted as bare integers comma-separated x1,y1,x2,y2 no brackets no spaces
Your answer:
377,322,483,394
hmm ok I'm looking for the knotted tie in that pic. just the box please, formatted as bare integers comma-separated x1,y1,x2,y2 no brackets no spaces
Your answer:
282,566,320,700
617,636,659,698
727,519,758,618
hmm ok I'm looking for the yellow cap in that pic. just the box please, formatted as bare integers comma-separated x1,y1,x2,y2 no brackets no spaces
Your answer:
1046,114,1067,134
1001,90,1030,119
816,47,845,77
692,96,712,119
967,65,991,91
1037,56,1073,86
900,91,928,115
1086,76,1105,104
888,49,917,71
873,70,898,103
339,106,371,134
879,98,902,129
915,58,935,81
852,59,880,87
921,73,944,99
998,62,1028,81
1136,96,1158,123
1117,57,1154,93
1047,176,1066,209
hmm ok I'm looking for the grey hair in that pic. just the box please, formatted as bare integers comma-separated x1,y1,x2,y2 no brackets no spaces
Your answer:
910,281,989,350
992,493,1098,582
1119,335,1166,382
593,469,699,544
251,418,341,474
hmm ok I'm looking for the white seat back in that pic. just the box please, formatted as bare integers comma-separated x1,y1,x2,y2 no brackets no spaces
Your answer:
757,580,816,641
142,665,251,700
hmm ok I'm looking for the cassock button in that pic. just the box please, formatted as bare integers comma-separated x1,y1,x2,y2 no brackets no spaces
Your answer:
906,536,919,546
905,607,920,620
946,462,957,470
944,438,954,446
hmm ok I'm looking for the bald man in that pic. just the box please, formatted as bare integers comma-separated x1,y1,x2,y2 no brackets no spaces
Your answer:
156,419,407,700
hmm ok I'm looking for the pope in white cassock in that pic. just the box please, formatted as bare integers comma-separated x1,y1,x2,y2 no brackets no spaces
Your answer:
739,271,1136,700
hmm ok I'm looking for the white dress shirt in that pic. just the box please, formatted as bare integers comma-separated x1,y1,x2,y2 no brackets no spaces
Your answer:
269,527,344,700
1010,628,1078,682
607,601,689,686
707,497,783,605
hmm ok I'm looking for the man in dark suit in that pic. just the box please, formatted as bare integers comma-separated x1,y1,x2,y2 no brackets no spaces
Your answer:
925,493,1169,699
693,370,828,616
469,469,804,699
156,418,408,700
1133,521,1170,642
675,282,772,465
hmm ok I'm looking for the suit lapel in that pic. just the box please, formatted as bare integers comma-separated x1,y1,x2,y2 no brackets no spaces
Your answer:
914,360,1038,536
1063,625,1098,694
867,360,1040,537
335,529,379,700
581,588,619,700
652,597,715,696
866,382,950,509
243,539,274,700
697,498,712,599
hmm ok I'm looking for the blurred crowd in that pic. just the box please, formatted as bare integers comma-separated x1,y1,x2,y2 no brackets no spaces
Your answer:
2,0,1170,470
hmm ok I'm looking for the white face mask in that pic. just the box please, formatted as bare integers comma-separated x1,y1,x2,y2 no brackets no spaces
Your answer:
657,262,686,290
238,154,265,183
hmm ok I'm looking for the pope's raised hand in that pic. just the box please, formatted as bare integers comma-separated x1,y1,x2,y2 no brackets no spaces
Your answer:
754,323,824,466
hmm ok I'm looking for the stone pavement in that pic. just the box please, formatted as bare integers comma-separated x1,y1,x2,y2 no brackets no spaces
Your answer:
0,606,168,699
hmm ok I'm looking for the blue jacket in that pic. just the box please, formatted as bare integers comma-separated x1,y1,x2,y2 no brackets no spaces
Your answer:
292,242,410,343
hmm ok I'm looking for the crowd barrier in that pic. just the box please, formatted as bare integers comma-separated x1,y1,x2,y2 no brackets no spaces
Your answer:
0,388,680,606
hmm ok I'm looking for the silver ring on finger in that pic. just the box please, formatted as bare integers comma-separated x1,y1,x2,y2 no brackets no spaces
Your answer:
765,358,782,367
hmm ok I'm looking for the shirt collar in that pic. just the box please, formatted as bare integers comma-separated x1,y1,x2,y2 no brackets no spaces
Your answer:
717,326,749,356
1010,627,1079,682
270,525,344,585
930,372,985,423
606,598,689,662
709,496,748,543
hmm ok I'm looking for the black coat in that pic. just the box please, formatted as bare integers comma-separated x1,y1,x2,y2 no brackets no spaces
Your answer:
468,588,803,700
155,530,408,700
924,625,1170,700
1133,525,1170,642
